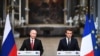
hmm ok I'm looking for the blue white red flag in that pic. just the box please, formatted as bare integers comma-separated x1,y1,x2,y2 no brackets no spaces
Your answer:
80,14,100,56
1,14,17,56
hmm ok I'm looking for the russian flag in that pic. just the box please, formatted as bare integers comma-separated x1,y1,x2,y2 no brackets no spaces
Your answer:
80,14,94,56
1,14,17,56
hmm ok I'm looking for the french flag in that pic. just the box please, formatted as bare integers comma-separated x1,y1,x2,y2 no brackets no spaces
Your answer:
1,14,17,56
80,14,94,56
81,14,100,56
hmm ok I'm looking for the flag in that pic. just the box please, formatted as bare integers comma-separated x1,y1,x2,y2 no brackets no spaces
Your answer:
80,14,94,56
1,14,17,56
90,15,100,56
80,14,100,56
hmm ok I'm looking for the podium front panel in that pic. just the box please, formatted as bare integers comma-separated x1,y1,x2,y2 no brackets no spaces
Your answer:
17,51,40,56
57,51,80,56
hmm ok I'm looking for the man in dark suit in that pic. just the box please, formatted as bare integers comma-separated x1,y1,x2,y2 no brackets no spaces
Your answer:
20,29,44,56
57,29,80,51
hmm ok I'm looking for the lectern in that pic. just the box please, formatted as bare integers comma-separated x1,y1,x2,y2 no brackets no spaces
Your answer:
57,51,80,56
17,51,40,56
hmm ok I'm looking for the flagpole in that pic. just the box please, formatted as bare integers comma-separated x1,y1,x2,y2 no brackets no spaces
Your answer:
11,0,15,37
7,2,15,38
88,0,90,18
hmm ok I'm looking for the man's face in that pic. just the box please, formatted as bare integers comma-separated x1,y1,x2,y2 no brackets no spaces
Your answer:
30,30,37,39
65,30,73,38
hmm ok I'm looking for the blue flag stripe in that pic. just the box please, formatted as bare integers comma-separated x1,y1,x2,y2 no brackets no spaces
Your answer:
1,30,15,56
83,14,91,37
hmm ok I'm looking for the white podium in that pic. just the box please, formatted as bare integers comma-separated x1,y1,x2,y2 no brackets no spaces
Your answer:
57,51,80,56
17,51,40,56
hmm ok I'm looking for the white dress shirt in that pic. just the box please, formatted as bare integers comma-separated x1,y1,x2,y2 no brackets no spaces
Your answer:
66,37,71,45
30,38,35,44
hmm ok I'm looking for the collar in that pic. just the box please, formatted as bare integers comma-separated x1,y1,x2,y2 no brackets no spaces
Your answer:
66,37,71,41
30,38,35,43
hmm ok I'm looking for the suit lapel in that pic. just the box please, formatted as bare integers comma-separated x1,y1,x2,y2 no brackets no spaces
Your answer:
27,39,32,50
33,39,37,50
64,38,68,47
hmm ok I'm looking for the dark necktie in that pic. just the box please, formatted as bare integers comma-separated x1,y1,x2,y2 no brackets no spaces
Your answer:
68,38,71,46
31,39,34,50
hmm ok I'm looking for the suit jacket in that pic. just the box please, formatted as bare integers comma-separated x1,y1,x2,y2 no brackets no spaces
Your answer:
57,37,80,51
20,38,44,55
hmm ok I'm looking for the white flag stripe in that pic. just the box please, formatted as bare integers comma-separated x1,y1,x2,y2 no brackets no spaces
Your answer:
2,14,11,45
80,34,93,56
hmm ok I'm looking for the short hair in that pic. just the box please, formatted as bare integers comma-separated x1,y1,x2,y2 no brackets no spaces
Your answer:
29,29,37,33
65,28,73,33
